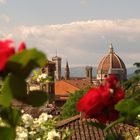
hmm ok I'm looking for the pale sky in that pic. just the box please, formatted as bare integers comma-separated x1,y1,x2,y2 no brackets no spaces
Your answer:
0,0,140,68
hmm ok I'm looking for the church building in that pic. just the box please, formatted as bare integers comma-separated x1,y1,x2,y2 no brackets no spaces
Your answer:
96,43,127,82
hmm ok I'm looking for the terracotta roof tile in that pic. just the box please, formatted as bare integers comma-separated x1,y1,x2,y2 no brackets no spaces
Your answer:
64,79,92,89
55,80,80,96
57,115,140,140
55,79,92,96
55,79,93,101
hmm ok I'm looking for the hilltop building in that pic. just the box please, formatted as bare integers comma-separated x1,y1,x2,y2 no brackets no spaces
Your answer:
97,44,127,82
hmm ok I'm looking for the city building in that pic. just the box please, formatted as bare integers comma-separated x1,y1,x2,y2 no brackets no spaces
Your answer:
32,43,127,105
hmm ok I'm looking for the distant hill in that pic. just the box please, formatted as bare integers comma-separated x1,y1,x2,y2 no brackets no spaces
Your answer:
62,66,96,78
127,67,137,79
62,66,137,79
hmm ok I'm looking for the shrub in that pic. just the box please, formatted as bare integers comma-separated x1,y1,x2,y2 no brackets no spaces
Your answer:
124,74,140,100
59,87,90,120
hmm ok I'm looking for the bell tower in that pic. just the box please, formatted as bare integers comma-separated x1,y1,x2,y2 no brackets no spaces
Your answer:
65,60,70,80
52,56,62,80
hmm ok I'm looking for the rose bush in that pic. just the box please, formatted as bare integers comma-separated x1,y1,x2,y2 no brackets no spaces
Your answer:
77,74,125,124
0,39,50,140
0,39,71,140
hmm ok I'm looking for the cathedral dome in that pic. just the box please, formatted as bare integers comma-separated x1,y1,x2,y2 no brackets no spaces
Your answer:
97,44,127,81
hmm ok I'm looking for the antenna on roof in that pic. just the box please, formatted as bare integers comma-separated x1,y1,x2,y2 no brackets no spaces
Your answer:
55,48,57,56
109,43,113,53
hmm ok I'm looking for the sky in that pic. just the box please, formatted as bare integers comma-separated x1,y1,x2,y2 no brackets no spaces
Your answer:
0,0,140,68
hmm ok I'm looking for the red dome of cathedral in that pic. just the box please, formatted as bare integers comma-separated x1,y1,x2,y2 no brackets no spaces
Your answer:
96,44,127,81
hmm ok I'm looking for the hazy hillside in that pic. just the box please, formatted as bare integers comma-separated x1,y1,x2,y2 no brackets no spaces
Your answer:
62,66,137,78
127,67,137,79
62,66,96,78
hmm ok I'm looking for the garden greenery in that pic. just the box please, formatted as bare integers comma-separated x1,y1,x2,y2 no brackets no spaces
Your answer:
0,39,70,140
59,87,90,120
0,112,71,140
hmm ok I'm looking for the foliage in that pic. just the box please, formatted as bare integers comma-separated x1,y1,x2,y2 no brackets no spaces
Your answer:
59,87,90,120
124,62,140,99
102,63,140,139
134,62,140,74
104,98,140,133
104,77,140,139
30,70,53,84
0,40,49,139
0,112,71,140
115,99,140,123
122,62,140,124
124,74,140,99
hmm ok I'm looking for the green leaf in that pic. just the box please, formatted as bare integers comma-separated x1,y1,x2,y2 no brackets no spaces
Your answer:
0,107,21,127
23,90,48,107
6,49,47,78
86,122,106,130
0,74,27,107
115,99,139,115
0,76,13,107
115,99,140,123
0,127,16,140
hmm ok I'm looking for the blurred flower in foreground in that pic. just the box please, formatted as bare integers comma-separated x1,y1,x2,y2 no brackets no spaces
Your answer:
0,39,26,72
18,42,26,52
77,74,125,124
14,112,70,140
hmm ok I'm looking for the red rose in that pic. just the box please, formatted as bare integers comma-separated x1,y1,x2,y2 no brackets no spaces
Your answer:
77,88,103,117
99,85,111,106
0,39,15,72
108,108,119,122
113,88,125,104
18,42,26,52
96,108,119,124
96,113,108,124
105,74,119,89
76,74,125,124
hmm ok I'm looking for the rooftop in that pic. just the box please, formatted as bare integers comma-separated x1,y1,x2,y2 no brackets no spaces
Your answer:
57,115,140,140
